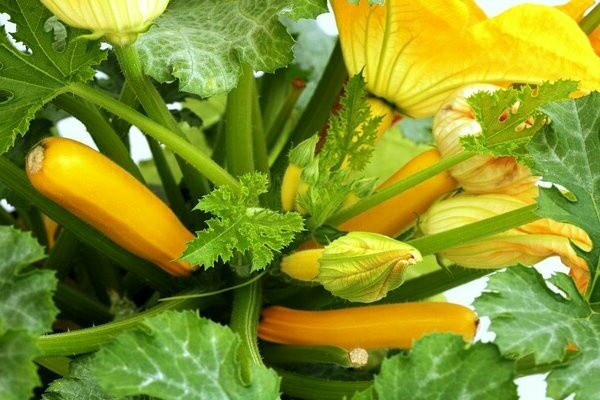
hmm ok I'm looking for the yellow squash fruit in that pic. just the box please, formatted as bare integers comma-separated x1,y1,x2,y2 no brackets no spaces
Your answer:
340,149,458,237
40,0,170,46
26,137,195,277
258,303,478,350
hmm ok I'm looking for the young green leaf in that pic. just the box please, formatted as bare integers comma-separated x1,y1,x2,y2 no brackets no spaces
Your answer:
135,0,327,98
0,0,105,153
474,266,600,400
0,226,58,400
296,73,382,227
463,80,577,165
320,73,382,172
89,310,280,400
181,173,304,270
353,334,518,400
526,93,600,298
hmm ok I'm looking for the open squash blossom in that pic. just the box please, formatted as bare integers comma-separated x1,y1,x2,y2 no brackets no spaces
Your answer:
556,0,600,55
420,194,593,292
331,0,600,117
258,304,478,350
40,0,170,47
26,137,195,276
433,85,539,202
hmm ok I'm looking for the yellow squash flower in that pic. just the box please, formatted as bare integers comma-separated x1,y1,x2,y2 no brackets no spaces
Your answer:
40,0,170,46
420,194,593,292
433,84,539,202
331,0,600,117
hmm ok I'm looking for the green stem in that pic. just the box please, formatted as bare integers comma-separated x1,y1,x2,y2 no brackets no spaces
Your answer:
226,64,256,176
265,78,305,150
279,370,371,400
37,294,210,357
36,357,71,377
327,152,473,226
45,230,79,280
271,40,347,172
114,45,208,200
54,282,113,325
230,281,264,381
145,136,189,222
376,268,489,305
579,1,600,34
260,71,291,132
251,79,270,176
21,207,48,248
113,81,138,143
53,94,144,182
262,344,364,368
68,82,239,190
408,204,539,256
0,157,172,292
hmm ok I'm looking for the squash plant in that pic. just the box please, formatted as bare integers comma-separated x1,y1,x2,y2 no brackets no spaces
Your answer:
1,0,600,399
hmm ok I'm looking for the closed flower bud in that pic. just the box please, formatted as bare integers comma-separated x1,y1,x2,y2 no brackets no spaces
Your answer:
280,248,323,282
40,0,170,47
420,194,593,292
433,85,539,202
319,232,422,303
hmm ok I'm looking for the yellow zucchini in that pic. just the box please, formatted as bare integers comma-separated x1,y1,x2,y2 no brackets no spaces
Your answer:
258,303,478,349
26,137,195,277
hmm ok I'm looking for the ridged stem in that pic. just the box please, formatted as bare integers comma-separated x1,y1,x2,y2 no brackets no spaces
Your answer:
579,1,600,34
279,370,371,400
68,82,239,191
114,45,208,200
53,94,144,182
37,295,210,357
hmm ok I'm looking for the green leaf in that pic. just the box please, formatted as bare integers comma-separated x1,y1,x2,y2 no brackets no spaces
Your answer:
474,266,600,400
90,310,280,400
463,81,577,165
0,332,41,400
136,0,327,98
474,266,589,364
0,0,105,153
0,226,58,400
354,334,517,400
320,73,382,172
43,357,119,400
296,74,382,227
526,93,600,298
182,173,304,270
0,225,57,335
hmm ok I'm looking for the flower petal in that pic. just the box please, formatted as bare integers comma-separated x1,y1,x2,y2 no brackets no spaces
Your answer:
332,0,600,117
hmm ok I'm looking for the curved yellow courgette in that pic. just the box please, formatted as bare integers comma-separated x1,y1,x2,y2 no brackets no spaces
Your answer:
258,303,478,349
26,137,195,277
